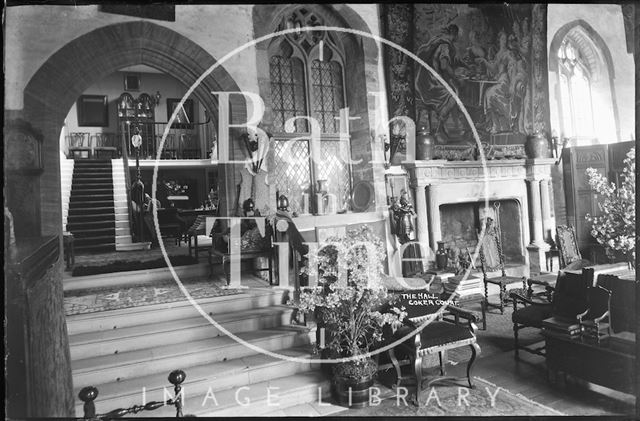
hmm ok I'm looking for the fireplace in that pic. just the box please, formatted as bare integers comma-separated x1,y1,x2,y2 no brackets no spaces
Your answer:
406,158,556,276
440,200,525,265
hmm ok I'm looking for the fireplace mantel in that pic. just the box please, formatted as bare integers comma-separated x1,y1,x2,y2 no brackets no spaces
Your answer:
403,158,556,276
405,158,556,187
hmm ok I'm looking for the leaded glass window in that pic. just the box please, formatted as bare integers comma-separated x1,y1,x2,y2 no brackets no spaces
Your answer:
269,9,351,215
269,55,308,133
311,60,344,134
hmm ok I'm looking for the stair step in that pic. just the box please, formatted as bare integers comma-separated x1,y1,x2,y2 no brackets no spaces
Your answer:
67,221,115,231
150,371,329,417
115,242,151,252
66,290,283,335
69,195,113,202
72,347,318,417
71,327,312,388
68,206,115,214
67,213,115,223
69,306,294,359
72,185,114,192
74,244,116,254
69,228,114,238
72,179,113,185
74,236,116,246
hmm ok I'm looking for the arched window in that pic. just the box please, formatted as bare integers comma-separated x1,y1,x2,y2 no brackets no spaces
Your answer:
553,25,617,145
557,39,595,141
269,8,351,215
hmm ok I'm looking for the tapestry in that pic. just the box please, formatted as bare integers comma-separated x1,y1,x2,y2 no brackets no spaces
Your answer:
383,4,549,149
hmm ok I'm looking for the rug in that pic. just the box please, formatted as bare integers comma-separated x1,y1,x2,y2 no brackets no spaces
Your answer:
64,279,243,316
335,376,564,417
71,255,198,277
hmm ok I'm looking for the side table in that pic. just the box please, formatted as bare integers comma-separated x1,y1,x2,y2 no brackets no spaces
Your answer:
545,248,559,272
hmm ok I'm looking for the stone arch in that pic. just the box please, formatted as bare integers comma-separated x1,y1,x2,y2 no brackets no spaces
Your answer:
548,19,615,79
21,21,243,235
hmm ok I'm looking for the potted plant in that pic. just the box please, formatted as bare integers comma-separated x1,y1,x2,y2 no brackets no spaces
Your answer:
585,147,635,268
294,226,406,407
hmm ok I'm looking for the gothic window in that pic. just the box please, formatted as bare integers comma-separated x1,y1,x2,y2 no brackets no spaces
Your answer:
269,8,351,215
556,36,598,144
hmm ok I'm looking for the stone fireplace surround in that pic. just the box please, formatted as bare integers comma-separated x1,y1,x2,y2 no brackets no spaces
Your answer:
406,158,556,277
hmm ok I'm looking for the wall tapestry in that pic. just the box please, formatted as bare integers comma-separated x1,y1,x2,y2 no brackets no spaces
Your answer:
383,3,549,150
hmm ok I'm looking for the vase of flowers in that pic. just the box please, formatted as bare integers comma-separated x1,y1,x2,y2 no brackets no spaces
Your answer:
585,147,635,269
293,226,406,407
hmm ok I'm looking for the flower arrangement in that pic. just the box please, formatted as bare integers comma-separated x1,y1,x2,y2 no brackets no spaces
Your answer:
164,180,189,196
294,225,406,380
585,147,635,266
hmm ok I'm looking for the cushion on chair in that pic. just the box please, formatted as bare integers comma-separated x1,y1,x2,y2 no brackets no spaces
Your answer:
417,321,475,352
485,275,523,286
195,235,212,246
542,316,581,335
512,304,553,327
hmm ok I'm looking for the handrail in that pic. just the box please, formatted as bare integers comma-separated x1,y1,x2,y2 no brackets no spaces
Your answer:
79,370,186,419
118,121,215,160
121,131,135,239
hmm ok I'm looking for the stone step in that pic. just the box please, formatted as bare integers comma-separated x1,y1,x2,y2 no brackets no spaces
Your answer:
73,347,319,417
69,306,294,360
165,371,329,417
66,289,283,334
115,241,151,252
71,327,313,389
114,235,132,244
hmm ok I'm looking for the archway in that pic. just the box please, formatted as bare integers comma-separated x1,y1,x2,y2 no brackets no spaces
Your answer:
23,20,243,238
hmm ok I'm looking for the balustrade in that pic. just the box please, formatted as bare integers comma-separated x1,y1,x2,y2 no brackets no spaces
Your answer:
79,369,186,419
119,121,215,160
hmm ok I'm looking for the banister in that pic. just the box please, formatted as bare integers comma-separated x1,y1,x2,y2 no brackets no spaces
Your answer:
79,369,186,419
120,126,135,239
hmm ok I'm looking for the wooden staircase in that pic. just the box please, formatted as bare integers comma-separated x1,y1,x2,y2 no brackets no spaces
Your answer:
66,160,116,254
68,287,333,417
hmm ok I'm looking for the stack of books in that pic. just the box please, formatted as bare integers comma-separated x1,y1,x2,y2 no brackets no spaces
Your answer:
542,316,582,338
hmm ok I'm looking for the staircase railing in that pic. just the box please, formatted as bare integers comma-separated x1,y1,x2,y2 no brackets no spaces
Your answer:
119,120,215,160
121,132,134,239
79,370,186,419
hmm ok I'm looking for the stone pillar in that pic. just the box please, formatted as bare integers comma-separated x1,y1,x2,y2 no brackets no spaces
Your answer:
540,178,553,243
527,179,549,275
414,184,430,266
427,185,441,253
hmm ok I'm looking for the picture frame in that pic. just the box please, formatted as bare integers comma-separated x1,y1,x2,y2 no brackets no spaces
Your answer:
167,98,194,128
77,95,109,127
124,74,140,91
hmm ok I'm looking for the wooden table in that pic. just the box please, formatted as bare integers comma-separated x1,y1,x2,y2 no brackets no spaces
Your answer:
543,329,635,394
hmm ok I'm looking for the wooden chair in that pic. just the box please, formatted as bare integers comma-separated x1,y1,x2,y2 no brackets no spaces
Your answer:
510,277,556,358
541,269,590,337
160,134,177,159
556,225,591,269
186,215,213,262
68,132,92,159
181,134,200,159
577,284,612,344
209,218,274,286
387,301,481,406
93,132,118,159
478,218,526,315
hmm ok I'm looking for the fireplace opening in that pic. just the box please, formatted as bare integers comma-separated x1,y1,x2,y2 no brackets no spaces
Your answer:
440,199,525,266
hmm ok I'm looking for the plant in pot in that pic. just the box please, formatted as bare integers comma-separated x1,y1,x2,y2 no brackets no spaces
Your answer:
293,226,406,408
585,147,635,269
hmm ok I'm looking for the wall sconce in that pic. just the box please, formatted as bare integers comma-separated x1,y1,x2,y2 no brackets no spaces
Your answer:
378,123,405,168
151,91,162,108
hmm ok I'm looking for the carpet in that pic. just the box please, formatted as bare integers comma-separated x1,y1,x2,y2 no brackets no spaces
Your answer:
64,279,243,316
71,255,198,277
335,376,564,417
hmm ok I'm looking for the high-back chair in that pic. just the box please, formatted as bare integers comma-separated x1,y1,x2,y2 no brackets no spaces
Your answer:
556,225,591,269
93,132,118,159
541,269,590,336
577,284,612,344
68,132,92,159
478,217,526,315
